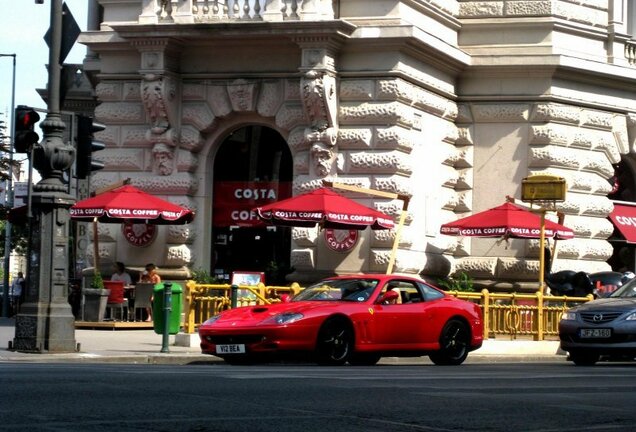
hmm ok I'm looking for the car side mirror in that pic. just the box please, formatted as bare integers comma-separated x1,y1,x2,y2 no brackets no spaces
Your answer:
377,290,399,304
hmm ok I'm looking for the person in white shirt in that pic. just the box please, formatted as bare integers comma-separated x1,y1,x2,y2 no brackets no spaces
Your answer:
111,262,133,286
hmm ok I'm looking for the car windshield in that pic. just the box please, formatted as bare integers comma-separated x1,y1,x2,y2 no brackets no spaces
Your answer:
609,278,636,298
292,278,379,302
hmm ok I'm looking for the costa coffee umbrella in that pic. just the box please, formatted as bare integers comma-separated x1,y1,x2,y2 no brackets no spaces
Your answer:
440,201,574,291
439,202,573,240
70,184,194,225
70,184,194,269
254,187,395,230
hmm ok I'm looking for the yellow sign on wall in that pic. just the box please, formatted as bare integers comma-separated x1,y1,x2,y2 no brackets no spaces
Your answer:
521,175,566,201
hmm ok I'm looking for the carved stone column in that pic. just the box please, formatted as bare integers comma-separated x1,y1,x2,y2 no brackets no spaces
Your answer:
296,37,340,178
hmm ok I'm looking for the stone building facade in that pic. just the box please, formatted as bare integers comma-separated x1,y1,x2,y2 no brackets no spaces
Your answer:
76,0,636,287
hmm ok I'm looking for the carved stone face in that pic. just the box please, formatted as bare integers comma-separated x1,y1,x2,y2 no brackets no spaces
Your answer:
152,143,174,175
311,143,333,177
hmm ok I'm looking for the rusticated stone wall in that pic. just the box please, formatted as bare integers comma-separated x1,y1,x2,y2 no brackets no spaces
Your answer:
440,101,629,284
86,73,461,278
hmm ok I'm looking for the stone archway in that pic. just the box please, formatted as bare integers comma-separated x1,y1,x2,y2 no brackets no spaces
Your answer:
210,125,293,284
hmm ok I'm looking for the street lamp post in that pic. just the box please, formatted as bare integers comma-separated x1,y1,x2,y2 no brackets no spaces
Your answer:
13,0,76,352
1,53,16,318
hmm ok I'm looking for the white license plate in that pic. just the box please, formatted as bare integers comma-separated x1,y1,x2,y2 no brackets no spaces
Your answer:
215,344,246,354
580,328,612,338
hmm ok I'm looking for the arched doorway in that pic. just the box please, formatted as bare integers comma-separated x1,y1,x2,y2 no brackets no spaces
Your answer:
211,125,293,284
608,158,636,272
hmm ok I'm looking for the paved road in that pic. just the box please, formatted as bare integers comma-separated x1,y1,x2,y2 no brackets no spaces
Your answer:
2,362,635,431
0,317,566,364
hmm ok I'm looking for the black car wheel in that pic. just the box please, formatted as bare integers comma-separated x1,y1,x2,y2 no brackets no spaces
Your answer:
315,318,353,366
429,319,470,366
568,350,600,366
348,353,381,366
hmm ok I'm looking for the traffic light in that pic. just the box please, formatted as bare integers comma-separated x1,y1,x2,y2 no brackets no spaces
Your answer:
75,115,106,179
14,105,41,153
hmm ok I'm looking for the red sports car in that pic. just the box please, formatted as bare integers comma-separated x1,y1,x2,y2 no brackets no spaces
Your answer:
199,274,483,365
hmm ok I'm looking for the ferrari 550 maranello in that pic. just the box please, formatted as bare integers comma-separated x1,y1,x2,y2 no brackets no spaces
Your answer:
199,274,483,365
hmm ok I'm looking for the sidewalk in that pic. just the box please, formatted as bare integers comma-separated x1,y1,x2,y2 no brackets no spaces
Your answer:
0,317,566,364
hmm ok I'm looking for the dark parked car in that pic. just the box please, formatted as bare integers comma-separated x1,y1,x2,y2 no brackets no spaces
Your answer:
559,278,636,365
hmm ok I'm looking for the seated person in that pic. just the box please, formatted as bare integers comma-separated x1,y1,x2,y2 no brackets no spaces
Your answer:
381,283,402,304
139,263,161,284
111,261,132,286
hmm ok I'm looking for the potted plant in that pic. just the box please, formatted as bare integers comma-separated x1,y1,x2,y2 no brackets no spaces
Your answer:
82,269,111,322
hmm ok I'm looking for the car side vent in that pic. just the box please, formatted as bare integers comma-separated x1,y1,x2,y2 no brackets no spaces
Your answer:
252,307,268,313
580,312,622,324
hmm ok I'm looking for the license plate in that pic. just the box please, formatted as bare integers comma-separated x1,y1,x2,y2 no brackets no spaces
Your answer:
580,328,612,338
215,344,246,354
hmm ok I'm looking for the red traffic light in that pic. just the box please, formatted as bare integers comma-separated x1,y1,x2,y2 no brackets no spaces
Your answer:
14,105,41,153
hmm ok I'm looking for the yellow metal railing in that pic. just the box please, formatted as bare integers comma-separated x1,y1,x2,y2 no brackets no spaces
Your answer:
182,282,593,339
183,281,302,333
446,289,594,341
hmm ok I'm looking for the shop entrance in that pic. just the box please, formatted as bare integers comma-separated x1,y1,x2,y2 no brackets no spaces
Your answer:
211,126,293,284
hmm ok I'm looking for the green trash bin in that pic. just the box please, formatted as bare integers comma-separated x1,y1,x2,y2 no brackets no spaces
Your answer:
152,282,183,335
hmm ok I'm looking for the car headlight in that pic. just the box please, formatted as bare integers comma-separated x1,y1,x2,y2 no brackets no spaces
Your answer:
561,311,577,321
202,315,222,325
266,312,304,325
625,312,636,321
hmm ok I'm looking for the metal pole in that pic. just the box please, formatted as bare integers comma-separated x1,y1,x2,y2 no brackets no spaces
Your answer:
1,53,16,318
539,210,546,293
231,284,238,309
161,282,172,353
13,0,76,353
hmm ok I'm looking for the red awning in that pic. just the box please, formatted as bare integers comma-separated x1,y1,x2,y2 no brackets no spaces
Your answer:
609,203,636,243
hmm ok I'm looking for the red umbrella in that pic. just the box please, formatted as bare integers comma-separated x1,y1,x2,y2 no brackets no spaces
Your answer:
440,202,574,240
70,184,194,271
254,187,394,230
70,184,194,225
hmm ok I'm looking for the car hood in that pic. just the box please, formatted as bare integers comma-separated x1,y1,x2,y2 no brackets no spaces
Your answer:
573,297,636,312
208,301,347,327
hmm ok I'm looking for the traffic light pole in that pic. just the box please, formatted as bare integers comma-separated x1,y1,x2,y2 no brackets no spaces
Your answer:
13,0,76,352
1,53,16,318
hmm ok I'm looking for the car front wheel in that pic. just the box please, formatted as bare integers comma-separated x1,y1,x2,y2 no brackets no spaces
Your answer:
429,319,470,366
315,318,353,366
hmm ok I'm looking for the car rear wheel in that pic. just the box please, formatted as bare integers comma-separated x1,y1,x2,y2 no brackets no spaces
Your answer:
348,353,381,366
568,350,599,366
429,319,470,366
315,318,353,366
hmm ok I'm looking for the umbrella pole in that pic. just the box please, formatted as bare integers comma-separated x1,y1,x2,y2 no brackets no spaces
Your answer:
387,205,408,274
93,218,100,272
539,210,546,293
386,195,409,274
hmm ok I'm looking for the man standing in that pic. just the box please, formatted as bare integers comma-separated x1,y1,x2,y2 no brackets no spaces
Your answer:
10,272,25,316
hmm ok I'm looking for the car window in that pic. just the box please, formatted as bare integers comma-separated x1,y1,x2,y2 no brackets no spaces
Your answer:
378,280,426,304
293,279,379,302
610,278,636,298
419,283,445,301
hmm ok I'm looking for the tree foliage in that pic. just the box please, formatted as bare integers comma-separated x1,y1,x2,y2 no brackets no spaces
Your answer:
0,118,29,256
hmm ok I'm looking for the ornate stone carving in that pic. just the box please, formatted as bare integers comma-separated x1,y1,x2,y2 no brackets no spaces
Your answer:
141,73,174,134
227,79,258,112
152,143,175,175
301,69,339,177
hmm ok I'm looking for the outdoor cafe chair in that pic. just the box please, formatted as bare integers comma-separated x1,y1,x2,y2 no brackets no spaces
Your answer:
133,283,154,322
104,280,129,321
